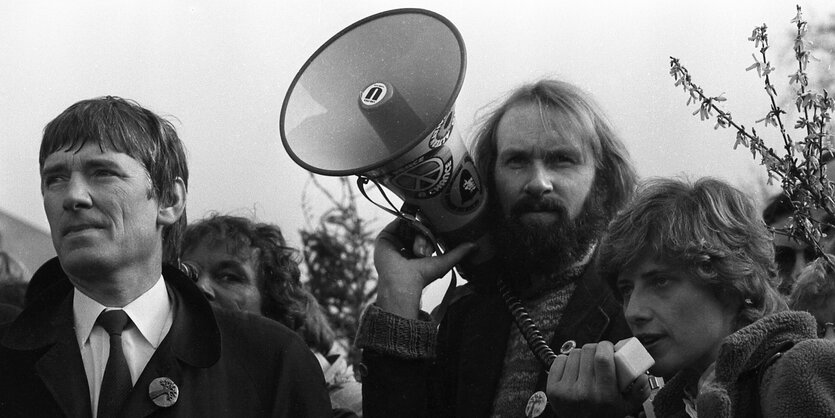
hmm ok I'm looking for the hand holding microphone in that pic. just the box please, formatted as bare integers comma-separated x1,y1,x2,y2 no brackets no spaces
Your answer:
546,338,654,418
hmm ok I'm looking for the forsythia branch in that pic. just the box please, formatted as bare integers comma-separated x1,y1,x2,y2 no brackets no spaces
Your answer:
669,5,835,261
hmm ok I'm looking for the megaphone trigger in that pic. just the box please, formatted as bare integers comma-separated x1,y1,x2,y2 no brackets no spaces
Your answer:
403,216,441,257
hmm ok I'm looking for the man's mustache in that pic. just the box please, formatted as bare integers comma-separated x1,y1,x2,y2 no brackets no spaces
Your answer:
509,198,567,218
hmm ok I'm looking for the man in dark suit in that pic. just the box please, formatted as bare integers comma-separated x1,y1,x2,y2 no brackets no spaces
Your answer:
0,97,332,417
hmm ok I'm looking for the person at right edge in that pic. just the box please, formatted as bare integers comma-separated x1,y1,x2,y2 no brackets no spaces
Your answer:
555,177,835,417
355,79,642,417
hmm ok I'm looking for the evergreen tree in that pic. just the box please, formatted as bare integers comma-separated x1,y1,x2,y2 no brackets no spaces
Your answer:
300,175,378,364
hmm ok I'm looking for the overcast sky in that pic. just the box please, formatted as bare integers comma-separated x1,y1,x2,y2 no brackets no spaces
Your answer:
2,1,834,303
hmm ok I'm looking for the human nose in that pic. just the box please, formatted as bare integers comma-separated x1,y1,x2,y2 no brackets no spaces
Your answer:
62,175,93,211
523,162,554,197
624,288,651,328
196,275,216,301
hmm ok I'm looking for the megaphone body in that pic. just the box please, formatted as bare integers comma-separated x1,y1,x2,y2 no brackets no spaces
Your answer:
281,8,494,276
363,108,494,266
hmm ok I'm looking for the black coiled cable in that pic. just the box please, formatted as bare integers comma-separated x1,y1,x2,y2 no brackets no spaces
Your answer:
496,278,557,369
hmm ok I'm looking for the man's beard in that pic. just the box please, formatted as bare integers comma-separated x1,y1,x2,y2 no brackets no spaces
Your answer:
493,188,608,281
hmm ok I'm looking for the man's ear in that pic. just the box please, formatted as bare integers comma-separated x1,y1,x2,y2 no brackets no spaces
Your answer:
158,177,186,226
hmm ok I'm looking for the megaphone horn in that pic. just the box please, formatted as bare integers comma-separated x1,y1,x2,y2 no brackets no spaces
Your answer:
280,8,493,273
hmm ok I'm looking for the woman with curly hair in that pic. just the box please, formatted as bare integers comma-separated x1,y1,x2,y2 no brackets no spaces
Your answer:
181,214,361,416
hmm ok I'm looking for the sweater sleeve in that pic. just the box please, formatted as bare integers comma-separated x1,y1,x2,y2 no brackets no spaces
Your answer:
761,339,835,418
355,304,440,418
355,304,438,359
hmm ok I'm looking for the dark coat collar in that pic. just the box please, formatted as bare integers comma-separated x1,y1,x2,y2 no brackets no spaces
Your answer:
2,257,221,367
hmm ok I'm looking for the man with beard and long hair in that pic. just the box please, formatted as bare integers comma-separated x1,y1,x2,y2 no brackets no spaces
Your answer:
356,79,639,418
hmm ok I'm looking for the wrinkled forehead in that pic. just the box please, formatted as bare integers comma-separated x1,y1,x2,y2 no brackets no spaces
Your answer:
502,101,599,156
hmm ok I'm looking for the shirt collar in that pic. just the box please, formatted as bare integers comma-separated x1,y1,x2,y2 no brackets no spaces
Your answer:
73,275,171,348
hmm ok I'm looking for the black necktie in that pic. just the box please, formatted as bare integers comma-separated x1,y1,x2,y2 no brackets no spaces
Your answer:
97,309,133,418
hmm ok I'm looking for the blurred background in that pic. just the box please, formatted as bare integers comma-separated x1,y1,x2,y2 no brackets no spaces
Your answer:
2,1,834,312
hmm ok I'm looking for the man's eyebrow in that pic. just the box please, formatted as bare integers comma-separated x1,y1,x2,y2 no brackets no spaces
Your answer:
543,147,584,158
497,146,528,156
40,160,67,176
84,158,123,170
41,155,123,174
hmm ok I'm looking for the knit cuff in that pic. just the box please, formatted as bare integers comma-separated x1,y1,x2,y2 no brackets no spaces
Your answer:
355,304,438,359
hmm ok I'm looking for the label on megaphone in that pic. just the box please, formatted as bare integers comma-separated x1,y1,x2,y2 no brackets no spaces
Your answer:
365,109,494,270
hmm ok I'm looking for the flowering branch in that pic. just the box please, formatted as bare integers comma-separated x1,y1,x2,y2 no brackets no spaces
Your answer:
669,5,835,260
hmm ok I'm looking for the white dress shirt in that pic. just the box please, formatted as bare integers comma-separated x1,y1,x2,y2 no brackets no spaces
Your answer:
73,276,174,418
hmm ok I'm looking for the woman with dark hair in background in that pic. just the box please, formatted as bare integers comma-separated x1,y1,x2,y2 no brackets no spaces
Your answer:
181,214,362,416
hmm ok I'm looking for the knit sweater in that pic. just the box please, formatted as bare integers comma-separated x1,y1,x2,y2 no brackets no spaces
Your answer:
490,282,577,417
355,249,630,418
652,310,835,418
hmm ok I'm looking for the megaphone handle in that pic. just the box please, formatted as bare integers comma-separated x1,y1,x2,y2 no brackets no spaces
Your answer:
355,175,442,254
401,214,441,256
356,176,403,218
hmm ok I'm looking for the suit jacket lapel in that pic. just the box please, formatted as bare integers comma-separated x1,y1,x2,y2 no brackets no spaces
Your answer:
33,293,93,418
121,339,181,418
119,266,221,418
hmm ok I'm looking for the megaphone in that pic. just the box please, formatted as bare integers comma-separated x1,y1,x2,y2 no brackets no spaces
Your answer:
280,8,493,275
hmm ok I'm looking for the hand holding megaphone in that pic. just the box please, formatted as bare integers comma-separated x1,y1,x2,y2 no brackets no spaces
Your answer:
373,219,478,320
545,338,654,417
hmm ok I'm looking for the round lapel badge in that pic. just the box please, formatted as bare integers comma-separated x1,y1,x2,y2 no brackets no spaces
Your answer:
525,391,548,418
148,377,179,407
560,340,577,355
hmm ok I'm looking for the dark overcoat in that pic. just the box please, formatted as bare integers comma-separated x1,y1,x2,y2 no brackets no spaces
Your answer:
0,258,332,418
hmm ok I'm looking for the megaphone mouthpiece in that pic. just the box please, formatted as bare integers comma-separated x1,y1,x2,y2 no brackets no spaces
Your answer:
358,81,426,153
